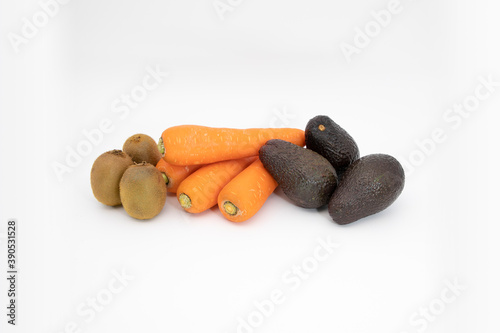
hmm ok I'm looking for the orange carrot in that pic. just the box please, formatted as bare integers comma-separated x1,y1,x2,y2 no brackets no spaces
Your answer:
177,156,257,213
155,159,203,193
160,125,305,165
218,159,278,222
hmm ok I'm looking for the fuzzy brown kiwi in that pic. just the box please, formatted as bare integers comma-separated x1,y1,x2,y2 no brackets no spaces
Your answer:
122,134,162,165
90,150,134,206
119,162,167,220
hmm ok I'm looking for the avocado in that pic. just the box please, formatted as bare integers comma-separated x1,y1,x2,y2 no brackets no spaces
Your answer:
328,154,404,224
259,139,338,208
305,115,360,177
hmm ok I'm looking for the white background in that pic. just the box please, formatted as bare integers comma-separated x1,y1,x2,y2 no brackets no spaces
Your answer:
1,0,499,332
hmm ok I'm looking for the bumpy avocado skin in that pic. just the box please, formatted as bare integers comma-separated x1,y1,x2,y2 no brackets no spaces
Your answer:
305,115,360,177
259,139,338,209
328,154,405,225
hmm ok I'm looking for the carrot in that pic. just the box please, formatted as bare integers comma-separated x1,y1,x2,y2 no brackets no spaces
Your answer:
155,159,203,193
218,159,278,222
177,156,257,213
160,125,305,165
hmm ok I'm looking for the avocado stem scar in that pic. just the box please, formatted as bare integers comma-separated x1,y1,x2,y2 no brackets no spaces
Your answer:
318,124,326,131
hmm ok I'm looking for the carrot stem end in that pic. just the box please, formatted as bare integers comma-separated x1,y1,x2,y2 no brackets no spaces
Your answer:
161,173,169,185
223,201,239,216
179,193,192,209
158,137,165,156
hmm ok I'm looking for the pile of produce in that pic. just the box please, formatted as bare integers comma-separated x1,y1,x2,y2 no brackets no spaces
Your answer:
90,115,405,224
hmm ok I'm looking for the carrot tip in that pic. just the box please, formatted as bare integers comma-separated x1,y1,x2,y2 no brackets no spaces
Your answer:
222,201,239,216
179,193,192,209
157,137,165,156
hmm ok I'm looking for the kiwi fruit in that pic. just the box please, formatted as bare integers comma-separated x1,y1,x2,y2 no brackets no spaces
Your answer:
123,134,162,165
119,162,167,220
91,150,134,206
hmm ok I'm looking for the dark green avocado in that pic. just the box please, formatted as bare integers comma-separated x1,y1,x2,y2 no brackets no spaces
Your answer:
305,115,360,177
328,154,404,224
259,139,338,208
